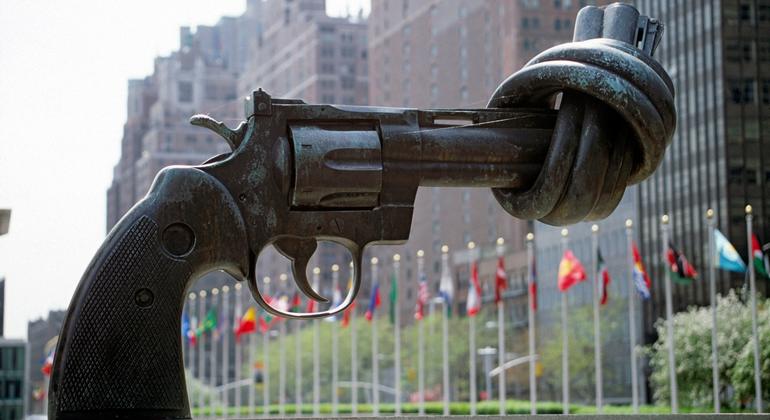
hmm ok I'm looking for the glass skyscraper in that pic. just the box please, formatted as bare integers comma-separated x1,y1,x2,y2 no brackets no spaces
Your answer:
635,0,770,340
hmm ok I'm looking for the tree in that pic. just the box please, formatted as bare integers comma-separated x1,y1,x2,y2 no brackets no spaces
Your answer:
646,290,769,409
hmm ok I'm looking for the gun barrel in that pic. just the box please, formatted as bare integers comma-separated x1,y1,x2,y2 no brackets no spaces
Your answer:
289,107,554,209
415,125,550,188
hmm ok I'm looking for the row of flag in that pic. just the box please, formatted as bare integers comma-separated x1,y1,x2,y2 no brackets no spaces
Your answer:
176,219,767,418
180,231,769,346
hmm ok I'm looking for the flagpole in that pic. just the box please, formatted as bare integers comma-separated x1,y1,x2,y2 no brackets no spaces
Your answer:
350,261,359,415
745,205,763,413
188,293,197,416
625,220,639,413
248,331,255,417
261,277,271,418
278,274,288,416
496,238,506,415
661,214,679,413
331,264,340,416
222,285,230,419
210,288,219,419
312,267,321,417
591,224,603,413
233,283,242,416
393,254,402,415
371,256,380,416
198,290,207,415
295,317,302,416
560,228,570,414
467,241,477,416
526,233,537,415
706,209,721,412
416,250,426,416
441,245,451,416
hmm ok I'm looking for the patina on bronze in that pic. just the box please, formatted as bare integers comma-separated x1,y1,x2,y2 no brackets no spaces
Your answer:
49,4,675,419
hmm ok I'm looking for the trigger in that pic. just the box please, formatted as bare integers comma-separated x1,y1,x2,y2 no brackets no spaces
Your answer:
189,114,247,151
273,238,330,303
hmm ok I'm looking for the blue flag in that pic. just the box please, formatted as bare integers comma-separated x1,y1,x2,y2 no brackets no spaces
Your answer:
714,229,746,273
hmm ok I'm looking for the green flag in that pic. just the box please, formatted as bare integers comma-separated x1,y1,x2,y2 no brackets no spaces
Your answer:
197,307,218,336
389,271,397,325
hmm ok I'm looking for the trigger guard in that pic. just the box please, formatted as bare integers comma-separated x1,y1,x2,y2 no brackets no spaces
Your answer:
246,243,364,320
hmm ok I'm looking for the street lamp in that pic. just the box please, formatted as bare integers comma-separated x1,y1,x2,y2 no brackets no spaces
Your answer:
477,346,497,401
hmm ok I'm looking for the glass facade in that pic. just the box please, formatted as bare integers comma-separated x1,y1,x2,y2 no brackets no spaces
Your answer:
635,0,770,341
0,340,25,420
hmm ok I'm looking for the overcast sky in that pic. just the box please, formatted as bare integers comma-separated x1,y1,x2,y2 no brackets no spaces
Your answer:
0,0,370,339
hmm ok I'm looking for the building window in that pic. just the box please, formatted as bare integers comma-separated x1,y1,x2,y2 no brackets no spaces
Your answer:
729,78,756,104
521,0,540,10
185,135,196,145
341,77,355,89
740,3,754,23
178,81,193,103
321,63,335,74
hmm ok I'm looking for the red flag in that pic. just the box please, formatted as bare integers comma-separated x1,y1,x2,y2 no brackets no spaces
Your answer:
666,243,698,283
631,242,652,299
258,315,270,333
305,297,317,313
234,307,257,341
342,301,356,327
529,253,537,311
558,250,586,292
597,249,611,305
291,292,302,312
41,349,54,376
495,256,507,305
414,272,429,320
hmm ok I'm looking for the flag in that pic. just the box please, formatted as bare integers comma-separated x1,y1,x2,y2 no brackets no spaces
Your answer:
495,256,507,305
752,234,769,279
258,314,271,333
466,262,482,316
182,312,197,345
197,307,218,336
235,307,258,341
32,386,45,401
291,292,302,313
365,283,381,322
439,264,454,317
41,348,54,376
714,229,746,273
529,252,538,311
389,271,398,324
597,249,611,305
414,272,429,320
305,297,317,313
342,301,356,327
632,242,651,299
558,250,587,292
666,243,698,284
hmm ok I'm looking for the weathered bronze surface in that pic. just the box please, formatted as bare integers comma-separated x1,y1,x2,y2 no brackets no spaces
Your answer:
49,4,675,419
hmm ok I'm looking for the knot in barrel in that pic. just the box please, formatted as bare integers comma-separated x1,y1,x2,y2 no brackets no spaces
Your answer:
488,4,676,226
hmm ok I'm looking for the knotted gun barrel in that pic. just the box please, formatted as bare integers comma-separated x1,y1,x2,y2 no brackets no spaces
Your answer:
489,4,674,224
49,3,675,420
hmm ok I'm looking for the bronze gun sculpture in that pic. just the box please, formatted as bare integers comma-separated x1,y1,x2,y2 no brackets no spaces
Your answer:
49,3,674,419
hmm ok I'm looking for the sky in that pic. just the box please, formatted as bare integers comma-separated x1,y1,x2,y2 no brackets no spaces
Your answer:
0,0,370,340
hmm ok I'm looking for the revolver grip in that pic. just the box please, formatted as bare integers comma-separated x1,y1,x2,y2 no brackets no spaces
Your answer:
49,167,249,420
